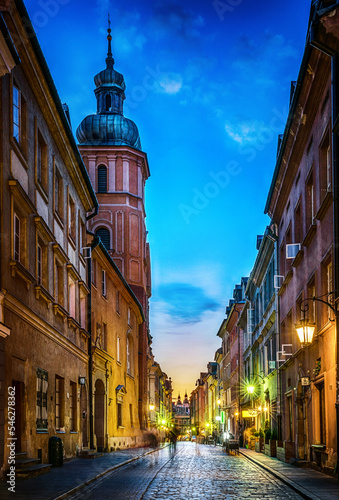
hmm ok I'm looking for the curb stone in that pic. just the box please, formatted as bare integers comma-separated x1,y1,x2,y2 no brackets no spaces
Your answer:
239,450,322,500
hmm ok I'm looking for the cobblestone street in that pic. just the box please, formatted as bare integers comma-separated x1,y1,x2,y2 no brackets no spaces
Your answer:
68,443,304,500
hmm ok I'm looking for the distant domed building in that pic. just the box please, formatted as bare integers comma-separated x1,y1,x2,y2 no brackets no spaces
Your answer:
173,392,190,437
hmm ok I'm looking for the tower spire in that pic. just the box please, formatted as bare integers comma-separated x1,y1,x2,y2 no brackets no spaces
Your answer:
106,13,114,69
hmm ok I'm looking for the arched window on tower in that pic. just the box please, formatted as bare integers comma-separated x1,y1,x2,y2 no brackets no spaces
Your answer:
105,94,111,111
95,227,110,251
97,165,107,193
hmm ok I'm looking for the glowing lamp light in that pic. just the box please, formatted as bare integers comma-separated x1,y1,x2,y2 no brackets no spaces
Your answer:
206,423,210,427
258,406,262,412
217,399,221,405
161,419,166,424
295,319,315,346
235,412,239,416
149,404,155,411
247,384,255,394
216,416,221,421
263,406,268,412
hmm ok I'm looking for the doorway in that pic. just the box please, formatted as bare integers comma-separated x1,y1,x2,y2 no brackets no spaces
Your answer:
94,379,105,451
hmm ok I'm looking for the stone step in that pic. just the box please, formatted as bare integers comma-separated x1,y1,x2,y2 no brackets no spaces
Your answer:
15,452,27,459
16,464,52,479
16,458,41,469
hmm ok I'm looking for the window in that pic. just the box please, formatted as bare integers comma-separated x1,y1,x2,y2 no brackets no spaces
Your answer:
287,395,293,441
116,290,120,314
128,307,131,326
14,213,20,262
55,376,64,431
55,261,64,306
127,337,131,375
69,382,77,432
13,86,20,142
306,172,315,228
54,167,63,219
117,336,120,362
102,269,106,297
36,368,48,430
318,383,326,444
91,259,97,286
80,293,86,329
37,131,48,192
320,130,331,201
294,201,302,244
37,243,42,285
13,85,27,151
68,196,76,242
95,227,110,250
68,277,76,318
105,95,111,112
79,218,86,253
97,165,108,193
129,404,133,427
117,402,122,428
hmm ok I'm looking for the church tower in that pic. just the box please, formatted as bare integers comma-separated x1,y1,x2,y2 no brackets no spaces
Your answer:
76,25,151,428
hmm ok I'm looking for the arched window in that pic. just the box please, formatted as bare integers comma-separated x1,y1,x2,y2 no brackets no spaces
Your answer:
105,94,111,111
97,165,107,193
95,227,110,250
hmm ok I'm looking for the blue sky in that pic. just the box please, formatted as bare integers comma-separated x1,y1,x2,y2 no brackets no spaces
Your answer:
25,0,311,398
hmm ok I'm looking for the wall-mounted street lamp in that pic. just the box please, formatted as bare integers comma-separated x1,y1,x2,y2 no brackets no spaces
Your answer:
149,397,155,411
296,292,337,346
295,318,315,346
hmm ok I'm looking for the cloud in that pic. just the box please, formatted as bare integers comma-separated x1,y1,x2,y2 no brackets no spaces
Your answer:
224,120,272,145
150,1,205,41
158,72,183,94
156,283,219,324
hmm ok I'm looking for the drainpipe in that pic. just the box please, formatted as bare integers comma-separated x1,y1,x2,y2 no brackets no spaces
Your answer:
87,236,100,450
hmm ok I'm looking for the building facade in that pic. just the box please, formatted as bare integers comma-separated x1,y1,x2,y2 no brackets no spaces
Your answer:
76,25,152,431
0,0,98,471
265,1,339,472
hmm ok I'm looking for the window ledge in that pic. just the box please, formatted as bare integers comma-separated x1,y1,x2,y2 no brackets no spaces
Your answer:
315,191,332,221
11,138,28,169
68,234,76,250
36,430,48,434
302,223,317,248
292,249,304,268
54,210,64,229
56,430,65,434
68,316,81,331
35,285,53,307
53,303,69,322
70,431,78,434
36,181,49,204
10,260,36,290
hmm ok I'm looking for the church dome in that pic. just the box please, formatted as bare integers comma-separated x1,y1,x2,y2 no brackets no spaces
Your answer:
76,25,141,150
94,67,126,91
76,113,141,148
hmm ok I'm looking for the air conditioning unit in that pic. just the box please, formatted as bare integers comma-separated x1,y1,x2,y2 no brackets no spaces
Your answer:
269,361,276,370
274,275,284,289
286,243,301,259
82,247,91,259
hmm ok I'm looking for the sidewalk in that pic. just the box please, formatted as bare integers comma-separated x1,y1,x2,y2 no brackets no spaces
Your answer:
0,444,168,500
240,448,339,500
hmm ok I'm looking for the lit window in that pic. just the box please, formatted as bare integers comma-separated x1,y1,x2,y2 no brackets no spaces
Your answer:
13,86,20,142
68,277,76,318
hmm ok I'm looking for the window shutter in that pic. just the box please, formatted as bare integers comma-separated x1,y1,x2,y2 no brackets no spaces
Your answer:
95,228,110,250
97,166,107,193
